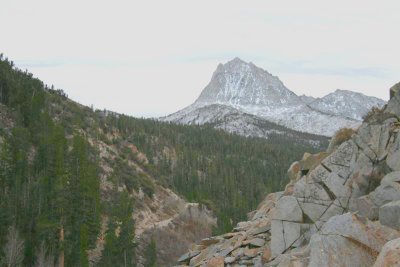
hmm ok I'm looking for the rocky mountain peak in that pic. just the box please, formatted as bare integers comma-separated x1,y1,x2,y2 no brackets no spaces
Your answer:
309,89,386,120
164,59,386,137
195,58,299,107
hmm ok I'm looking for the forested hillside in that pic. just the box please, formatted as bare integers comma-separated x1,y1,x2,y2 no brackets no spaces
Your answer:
0,54,328,266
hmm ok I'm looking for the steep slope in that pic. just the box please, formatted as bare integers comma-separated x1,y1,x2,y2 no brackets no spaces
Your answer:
0,57,217,267
163,58,383,137
177,84,400,267
309,89,386,120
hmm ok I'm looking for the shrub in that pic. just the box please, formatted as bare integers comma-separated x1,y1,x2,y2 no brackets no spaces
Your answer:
328,128,356,152
363,106,384,122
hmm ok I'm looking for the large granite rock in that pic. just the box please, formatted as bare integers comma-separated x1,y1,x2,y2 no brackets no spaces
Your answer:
309,213,400,267
354,171,400,220
386,82,400,116
379,200,400,231
373,238,400,267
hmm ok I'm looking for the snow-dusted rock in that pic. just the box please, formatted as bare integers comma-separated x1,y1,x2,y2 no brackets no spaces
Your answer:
163,58,384,137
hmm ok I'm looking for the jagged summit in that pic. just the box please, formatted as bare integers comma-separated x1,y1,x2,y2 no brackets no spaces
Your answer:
196,58,298,108
163,58,385,137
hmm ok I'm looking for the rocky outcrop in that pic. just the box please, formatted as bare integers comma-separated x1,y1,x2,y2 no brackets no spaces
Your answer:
177,84,400,267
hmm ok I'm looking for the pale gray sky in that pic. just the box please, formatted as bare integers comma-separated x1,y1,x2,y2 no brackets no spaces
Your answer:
1,0,399,117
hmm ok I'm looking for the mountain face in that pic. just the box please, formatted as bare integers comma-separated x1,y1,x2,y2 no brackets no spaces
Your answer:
163,58,385,137
164,103,327,147
178,85,400,267
195,57,301,107
308,89,386,120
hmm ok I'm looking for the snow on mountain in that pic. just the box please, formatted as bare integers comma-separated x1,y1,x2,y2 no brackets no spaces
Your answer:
195,57,300,107
164,103,327,147
162,58,385,137
308,89,386,120
299,94,316,104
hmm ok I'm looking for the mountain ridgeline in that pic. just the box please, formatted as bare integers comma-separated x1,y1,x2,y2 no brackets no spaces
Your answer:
163,58,385,137
0,55,327,266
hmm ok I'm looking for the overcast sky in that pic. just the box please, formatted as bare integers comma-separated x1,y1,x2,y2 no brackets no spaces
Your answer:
1,0,399,117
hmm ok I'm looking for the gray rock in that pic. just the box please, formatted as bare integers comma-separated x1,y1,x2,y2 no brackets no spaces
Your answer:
319,201,344,222
252,256,263,267
387,133,400,171
298,201,329,223
381,171,400,188
249,225,271,236
248,238,265,247
379,200,400,230
371,184,400,207
309,230,377,267
309,213,400,267
386,82,400,116
294,175,333,204
373,238,400,267
390,82,400,99
271,220,302,257
321,141,354,179
352,195,379,220
224,257,236,264
273,196,303,222
349,152,375,198
353,134,378,161
178,251,200,263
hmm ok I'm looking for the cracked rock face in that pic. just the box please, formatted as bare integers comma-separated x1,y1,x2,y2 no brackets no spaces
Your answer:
177,85,400,267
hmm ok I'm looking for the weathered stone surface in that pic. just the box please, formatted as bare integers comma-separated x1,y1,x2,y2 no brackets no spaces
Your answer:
244,247,261,258
224,256,236,264
300,152,329,173
247,238,265,247
178,251,200,263
390,82,400,99
373,238,400,267
351,172,400,220
309,213,400,267
288,161,301,181
381,171,400,189
273,196,303,222
200,237,221,247
353,195,379,220
321,141,354,179
386,82,400,116
252,256,263,267
319,202,344,222
189,245,219,266
294,174,333,204
379,200,400,230
298,201,327,223
249,225,271,236
309,230,377,267
261,247,271,263
371,184,400,207
350,151,376,198
271,220,302,257
206,256,224,267
387,133,400,171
